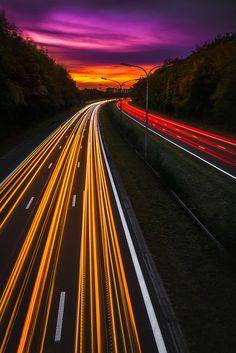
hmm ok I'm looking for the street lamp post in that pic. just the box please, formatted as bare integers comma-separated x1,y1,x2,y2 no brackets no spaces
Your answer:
101,77,123,120
121,63,160,159
101,77,139,120
118,79,140,115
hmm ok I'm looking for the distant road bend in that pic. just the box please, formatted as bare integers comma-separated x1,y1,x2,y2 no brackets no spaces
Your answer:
0,100,169,353
118,99,236,179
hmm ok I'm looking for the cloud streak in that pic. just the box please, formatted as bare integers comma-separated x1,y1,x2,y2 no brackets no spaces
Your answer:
1,0,236,87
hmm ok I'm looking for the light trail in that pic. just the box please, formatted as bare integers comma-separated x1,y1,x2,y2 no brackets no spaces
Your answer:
0,110,87,230
0,100,163,353
1,100,96,218
0,111,88,353
118,99,236,168
74,105,142,353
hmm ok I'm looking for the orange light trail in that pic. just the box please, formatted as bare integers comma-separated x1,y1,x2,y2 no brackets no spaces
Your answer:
1,101,145,353
73,105,142,353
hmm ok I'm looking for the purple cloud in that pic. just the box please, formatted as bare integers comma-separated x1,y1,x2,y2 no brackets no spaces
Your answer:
1,0,235,87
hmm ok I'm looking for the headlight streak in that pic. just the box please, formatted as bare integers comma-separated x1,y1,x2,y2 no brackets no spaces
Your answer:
0,112,88,353
0,108,81,192
0,105,97,231
74,104,142,353
0,111,86,231
1,99,160,353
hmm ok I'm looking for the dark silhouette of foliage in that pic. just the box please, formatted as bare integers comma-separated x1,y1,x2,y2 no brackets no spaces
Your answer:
0,12,81,128
131,33,236,131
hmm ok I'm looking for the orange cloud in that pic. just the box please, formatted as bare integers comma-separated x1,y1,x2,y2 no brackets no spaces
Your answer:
70,65,156,89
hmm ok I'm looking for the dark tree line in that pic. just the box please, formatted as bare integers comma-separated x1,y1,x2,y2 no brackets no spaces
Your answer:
131,33,236,132
0,12,81,128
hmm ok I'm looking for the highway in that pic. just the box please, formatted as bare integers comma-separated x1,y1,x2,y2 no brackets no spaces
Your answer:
0,100,170,353
118,99,236,179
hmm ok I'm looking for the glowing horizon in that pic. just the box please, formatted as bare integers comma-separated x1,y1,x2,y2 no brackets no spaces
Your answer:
1,1,235,88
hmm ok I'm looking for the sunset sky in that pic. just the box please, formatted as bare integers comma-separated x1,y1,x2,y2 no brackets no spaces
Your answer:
1,0,235,88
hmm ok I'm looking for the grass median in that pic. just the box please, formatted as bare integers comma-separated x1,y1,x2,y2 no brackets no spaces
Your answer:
100,102,236,353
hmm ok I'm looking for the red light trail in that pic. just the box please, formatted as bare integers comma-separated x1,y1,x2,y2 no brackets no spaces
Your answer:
118,99,236,168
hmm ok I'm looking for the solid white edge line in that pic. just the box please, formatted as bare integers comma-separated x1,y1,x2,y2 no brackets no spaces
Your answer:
55,291,66,342
98,124,168,353
72,194,77,207
119,108,236,181
25,197,34,210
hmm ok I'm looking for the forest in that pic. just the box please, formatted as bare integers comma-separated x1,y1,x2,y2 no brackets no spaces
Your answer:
131,33,236,132
0,12,81,129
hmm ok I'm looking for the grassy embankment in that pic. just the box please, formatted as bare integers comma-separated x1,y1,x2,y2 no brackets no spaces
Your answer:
100,102,236,353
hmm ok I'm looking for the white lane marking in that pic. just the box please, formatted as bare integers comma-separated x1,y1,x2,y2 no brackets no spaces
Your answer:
177,135,182,139
119,109,236,180
198,145,205,150
81,146,82,150
77,162,80,168
192,135,198,138
217,145,226,150
59,146,62,149
72,194,77,207
48,162,53,169
98,126,168,353
55,291,66,342
25,197,34,210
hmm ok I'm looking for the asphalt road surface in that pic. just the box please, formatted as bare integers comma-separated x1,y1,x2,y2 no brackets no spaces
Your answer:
118,99,236,179
0,100,170,353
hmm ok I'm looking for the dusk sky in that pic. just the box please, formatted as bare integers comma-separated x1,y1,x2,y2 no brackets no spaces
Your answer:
1,0,236,88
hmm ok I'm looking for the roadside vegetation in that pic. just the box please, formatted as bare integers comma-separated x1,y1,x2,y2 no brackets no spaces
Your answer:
100,102,236,353
0,12,81,131
131,33,236,132
0,13,115,156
